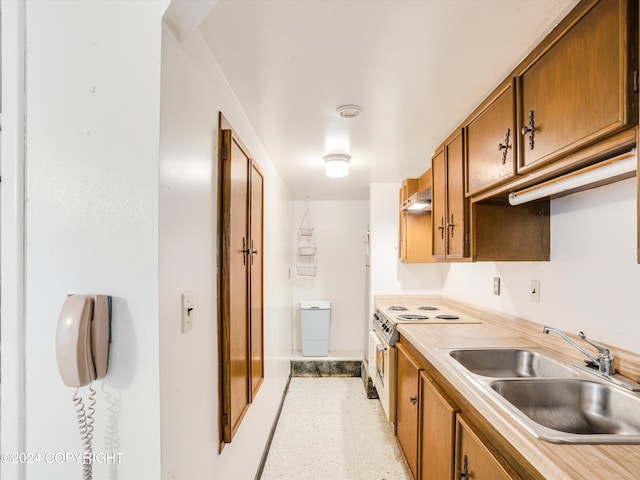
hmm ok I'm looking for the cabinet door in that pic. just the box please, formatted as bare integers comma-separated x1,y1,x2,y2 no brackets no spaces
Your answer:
420,372,457,480
431,149,446,259
466,82,516,196
399,190,408,261
445,131,468,258
396,343,421,480
455,416,516,480
249,162,264,401
518,0,635,173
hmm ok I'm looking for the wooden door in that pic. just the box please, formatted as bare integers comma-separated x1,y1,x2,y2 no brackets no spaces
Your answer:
218,114,264,446
518,0,634,173
445,131,467,258
431,149,446,259
420,372,458,480
466,82,516,196
249,162,264,400
226,133,251,441
455,416,516,480
396,343,421,480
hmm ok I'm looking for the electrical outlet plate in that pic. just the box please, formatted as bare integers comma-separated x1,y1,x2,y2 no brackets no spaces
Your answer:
493,277,500,296
531,280,540,302
181,292,194,332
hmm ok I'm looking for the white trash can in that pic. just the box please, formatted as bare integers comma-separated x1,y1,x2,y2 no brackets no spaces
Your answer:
300,301,331,356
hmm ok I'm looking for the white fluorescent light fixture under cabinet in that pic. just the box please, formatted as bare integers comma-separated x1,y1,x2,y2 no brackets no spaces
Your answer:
407,201,431,211
324,154,350,178
508,152,637,206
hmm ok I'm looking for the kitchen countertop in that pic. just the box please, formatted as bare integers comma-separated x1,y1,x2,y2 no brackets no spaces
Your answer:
381,295,640,480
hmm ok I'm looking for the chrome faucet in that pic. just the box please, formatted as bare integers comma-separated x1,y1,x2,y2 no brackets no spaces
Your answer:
542,326,615,375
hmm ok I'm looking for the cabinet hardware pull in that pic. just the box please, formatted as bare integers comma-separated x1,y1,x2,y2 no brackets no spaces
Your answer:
520,110,535,150
497,128,511,164
448,213,455,238
410,396,418,405
242,237,250,266
438,217,445,239
250,239,258,265
457,454,469,479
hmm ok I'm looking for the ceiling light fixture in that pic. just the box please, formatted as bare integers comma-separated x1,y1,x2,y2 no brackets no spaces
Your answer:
336,105,362,119
324,154,351,178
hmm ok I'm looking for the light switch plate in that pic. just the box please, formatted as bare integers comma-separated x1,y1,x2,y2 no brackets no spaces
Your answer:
493,277,500,296
181,292,194,333
531,280,540,302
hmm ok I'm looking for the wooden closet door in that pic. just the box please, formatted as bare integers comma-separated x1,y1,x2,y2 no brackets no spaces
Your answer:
249,162,264,400
227,136,251,440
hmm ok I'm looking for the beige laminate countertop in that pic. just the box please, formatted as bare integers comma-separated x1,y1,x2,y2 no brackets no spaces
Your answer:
379,295,640,480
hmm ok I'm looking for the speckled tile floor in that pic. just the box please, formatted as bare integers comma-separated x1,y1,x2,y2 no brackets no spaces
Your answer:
260,377,410,480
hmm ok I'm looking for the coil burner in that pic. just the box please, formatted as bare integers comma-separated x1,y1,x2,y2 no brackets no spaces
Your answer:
396,314,430,321
435,314,460,320
387,306,408,311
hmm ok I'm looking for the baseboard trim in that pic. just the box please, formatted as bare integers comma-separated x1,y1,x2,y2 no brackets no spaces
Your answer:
254,376,292,480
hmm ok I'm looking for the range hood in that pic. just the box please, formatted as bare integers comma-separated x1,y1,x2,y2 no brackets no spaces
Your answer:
400,189,432,213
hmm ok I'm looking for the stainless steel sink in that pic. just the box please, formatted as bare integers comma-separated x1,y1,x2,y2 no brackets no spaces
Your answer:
440,346,640,443
490,379,640,443
448,348,577,378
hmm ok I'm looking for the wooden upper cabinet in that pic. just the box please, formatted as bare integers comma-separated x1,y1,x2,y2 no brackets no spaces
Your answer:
466,81,516,196
432,131,469,260
517,0,637,174
400,175,434,263
431,149,447,258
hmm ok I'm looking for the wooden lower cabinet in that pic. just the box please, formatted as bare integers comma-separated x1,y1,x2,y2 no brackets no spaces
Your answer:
455,416,520,480
419,372,458,480
396,343,421,480
396,340,526,479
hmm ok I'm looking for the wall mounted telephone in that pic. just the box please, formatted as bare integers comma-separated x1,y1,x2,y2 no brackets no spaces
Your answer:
56,294,112,387
56,294,112,480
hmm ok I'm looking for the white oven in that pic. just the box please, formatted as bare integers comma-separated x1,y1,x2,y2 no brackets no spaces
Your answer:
370,311,396,423
370,298,480,425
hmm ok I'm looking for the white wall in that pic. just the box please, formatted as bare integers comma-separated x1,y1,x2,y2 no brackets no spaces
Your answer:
159,21,293,480
292,200,369,353
369,183,447,315
443,176,640,354
16,1,169,478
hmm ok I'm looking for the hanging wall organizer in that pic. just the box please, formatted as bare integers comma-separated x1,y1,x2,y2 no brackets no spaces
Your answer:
296,204,317,276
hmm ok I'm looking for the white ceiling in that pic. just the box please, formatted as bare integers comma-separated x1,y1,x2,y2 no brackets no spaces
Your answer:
199,0,579,200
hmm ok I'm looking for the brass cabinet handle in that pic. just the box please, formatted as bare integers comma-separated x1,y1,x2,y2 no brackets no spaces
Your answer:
438,217,445,239
457,455,469,479
520,110,535,150
242,237,250,265
497,128,511,164
448,213,455,238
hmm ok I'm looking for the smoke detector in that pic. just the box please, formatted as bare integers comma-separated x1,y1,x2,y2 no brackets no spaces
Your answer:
336,105,362,119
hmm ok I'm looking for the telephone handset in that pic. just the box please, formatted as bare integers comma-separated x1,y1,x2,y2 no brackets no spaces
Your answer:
56,294,112,480
56,294,112,387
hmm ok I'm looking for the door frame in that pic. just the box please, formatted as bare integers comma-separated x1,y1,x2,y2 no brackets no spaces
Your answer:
1,2,27,479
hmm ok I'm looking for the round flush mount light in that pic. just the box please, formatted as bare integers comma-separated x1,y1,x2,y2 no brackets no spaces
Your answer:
336,105,362,119
324,154,351,178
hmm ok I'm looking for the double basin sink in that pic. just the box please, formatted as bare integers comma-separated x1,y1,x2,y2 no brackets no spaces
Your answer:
442,347,640,443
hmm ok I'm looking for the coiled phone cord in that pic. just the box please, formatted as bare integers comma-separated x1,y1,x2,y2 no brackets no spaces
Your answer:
73,384,96,480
